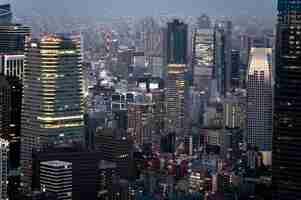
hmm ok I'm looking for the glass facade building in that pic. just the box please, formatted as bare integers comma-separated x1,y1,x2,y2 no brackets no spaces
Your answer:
213,21,232,96
247,48,272,152
0,4,12,25
166,19,188,65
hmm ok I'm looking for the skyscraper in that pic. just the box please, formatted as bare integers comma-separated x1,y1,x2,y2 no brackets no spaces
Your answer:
0,4,12,25
165,20,188,133
21,34,84,188
192,24,214,92
247,48,272,153
273,0,301,199
166,19,188,65
0,138,9,200
231,50,240,88
213,21,232,96
0,3,30,175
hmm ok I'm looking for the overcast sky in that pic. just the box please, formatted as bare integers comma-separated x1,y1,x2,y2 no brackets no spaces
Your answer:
8,0,276,18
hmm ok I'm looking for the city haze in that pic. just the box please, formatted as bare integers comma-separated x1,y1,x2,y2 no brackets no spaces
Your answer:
11,0,276,18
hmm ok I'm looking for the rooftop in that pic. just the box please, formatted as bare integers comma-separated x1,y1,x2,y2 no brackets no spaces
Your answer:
40,160,72,167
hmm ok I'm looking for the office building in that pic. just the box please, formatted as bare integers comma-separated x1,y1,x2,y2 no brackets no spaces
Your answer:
33,144,102,200
0,75,22,170
160,132,176,154
192,24,214,92
193,28,214,68
127,102,154,146
231,50,240,88
21,34,84,188
213,21,232,96
40,161,72,200
0,24,30,53
166,19,188,65
165,19,188,133
0,138,9,200
150,89,165,133
95,128,135,180
223,95,245,129
239,34,253,67
97,160,118,200
273,0,301,199
247,48,272,152
0,54,24,79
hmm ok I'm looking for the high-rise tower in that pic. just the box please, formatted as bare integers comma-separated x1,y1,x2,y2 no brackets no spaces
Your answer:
20,33,84,188
213,21,232,96
0,4,12,24
273,0,301,199
247,48,272,154
165,20,188,133
192,18,214,92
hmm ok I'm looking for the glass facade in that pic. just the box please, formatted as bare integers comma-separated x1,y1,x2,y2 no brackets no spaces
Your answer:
0,4,12,25
166,19,188,65
213,21,232,96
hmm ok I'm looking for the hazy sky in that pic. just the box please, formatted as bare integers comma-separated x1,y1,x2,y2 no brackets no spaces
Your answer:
9,0,276,18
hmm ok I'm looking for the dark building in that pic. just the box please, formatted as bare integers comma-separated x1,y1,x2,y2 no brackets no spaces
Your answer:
160,132,176,154
95,128,135,180
273,0,301,199
97,160,118,200
0,76,22,170
32,144,102,200
0,4,12,25
166,19,188,65
213,21,232,96
18,191,58,200
0,24,30,53
112,110,128,130
231,50,240,88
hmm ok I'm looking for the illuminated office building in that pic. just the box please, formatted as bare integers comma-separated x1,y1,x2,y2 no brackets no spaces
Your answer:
192,26,214,91
193,27,214,68
20,34,84,188
0,54,24,79
247,48,272,153
165,20,188,133
273,0,301,199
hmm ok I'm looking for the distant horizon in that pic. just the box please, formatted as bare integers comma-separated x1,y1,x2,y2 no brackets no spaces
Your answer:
9,0,276,19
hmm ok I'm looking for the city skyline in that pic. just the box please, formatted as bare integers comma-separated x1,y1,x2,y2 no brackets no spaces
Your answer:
0,0,291,200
